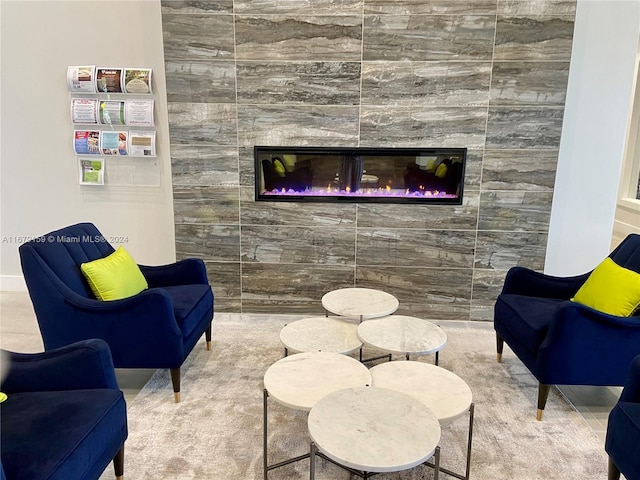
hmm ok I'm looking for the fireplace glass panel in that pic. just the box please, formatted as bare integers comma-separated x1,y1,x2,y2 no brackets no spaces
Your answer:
255,146,466,204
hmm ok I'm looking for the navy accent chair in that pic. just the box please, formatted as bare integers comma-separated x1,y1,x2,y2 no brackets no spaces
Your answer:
494,234,640,420
0,339,127,480
606,354,640,480
19,222,214,402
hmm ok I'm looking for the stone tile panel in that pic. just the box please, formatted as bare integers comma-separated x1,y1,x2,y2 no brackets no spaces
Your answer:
234,0,363,15
497,0,576,16
168,103,237,145
235,16,362,61
171,145,239,186
162,14,234,61
165,61,236,103
236,61,361,105
490,61,570,106
173,186,240,224
494,15,575,61
357,229,476,268
478,191,553,232
175,224,240,261
363,15,495,61
485,106,565,149
475,231,548,270
241,225,356,265
356,193,479,230
364,0,497,15
361,61,491,107
360,106,487,148
241,263,355,313
241,190,357,226
161,1,233,14
356,266,473,320
481,149,557,192
237,105,359,147
470,268,509,322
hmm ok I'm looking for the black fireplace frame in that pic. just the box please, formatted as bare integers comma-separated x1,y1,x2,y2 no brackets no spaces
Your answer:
254,146,467,205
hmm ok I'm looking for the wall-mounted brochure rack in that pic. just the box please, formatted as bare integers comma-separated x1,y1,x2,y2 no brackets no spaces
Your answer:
68,66,159,186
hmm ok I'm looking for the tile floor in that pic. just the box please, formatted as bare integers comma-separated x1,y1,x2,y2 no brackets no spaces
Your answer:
0,290,620,442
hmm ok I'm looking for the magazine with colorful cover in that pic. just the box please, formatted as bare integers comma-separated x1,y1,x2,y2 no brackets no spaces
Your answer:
67,66,96,93
98,101,125,125
79,158,105,185
95,67,123,93
73,130,101,155
101,131,128,155
123,68,152,94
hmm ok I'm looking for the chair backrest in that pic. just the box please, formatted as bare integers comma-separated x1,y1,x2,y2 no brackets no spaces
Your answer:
609,234,640,274
19,223,114,298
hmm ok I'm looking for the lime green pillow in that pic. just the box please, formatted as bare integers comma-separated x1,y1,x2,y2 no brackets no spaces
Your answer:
571,257,640,316
81,246,148,301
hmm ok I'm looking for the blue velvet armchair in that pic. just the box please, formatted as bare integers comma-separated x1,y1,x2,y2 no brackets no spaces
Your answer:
606,354,640,480
19,222,214,402
494,234,640,420
0,339,127,480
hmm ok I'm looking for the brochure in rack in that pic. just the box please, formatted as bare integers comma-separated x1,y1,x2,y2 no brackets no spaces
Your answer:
96,68,123,93
124,99,154,126
128,130,156,156
67,66,96,93
123,68,152,94
79,158,105,185
101,131,128,155
71,98,99,124
98,101,125,125
74,130,101,155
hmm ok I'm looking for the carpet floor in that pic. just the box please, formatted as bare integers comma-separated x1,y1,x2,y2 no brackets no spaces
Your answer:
101,314,609,479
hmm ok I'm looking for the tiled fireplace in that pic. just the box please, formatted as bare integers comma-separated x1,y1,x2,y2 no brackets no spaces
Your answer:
162,0,575,320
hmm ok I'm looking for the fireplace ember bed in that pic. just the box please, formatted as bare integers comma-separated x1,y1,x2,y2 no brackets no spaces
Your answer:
255,146,466,205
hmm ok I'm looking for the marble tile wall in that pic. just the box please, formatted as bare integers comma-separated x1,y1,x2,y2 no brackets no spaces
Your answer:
161,0,576,320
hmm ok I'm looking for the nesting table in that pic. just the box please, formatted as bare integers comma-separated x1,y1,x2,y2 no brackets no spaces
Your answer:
308,386,441,479
370,361,474,480
279,316,362,356
262,351,372,479
357,315,447,363
321,287,399,321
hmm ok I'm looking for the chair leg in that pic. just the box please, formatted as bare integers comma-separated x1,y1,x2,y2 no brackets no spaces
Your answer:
205,324,212,351
113,444,124,479
496,333,504,363
170,368,181,403
537,384,551,421
608,457,621,480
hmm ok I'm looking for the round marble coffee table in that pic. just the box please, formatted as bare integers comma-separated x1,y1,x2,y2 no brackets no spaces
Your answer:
279,316,362,355
321,287,399,321
308,386,441,479
357,315,447,363
262,352,372,479
370,361,474,480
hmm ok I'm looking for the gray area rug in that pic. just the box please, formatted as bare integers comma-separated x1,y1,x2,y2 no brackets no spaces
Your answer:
103,314,608,479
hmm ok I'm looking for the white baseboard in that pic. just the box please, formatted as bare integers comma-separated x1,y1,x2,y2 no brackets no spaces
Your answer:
0,276,27,292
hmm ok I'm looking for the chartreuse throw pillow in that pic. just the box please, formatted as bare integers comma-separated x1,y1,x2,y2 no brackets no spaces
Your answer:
571,257,640,316
80,246,148,301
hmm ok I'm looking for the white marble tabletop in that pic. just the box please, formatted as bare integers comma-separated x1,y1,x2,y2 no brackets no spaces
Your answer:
308,386,441,473
370,361,472,424
321,288,399,320
263,352,371,411
357,315,447,357
279,316,362,354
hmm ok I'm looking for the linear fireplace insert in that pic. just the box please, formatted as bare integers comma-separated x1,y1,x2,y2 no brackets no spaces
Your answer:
255,146,466,204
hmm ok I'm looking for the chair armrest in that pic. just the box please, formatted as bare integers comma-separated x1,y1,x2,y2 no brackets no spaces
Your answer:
501,266,590,299
620,355,640,403
139,258,208,288
537,303,640,385
1,339,119,393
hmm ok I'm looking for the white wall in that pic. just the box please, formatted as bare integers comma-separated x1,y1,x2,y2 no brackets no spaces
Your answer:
546,0,640,276
0,0,175,290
